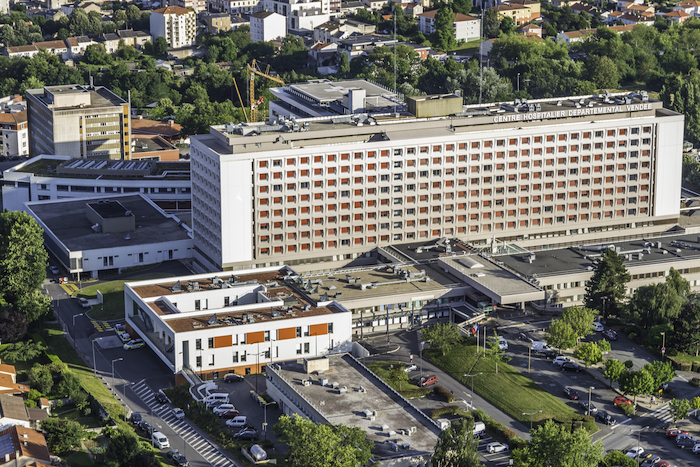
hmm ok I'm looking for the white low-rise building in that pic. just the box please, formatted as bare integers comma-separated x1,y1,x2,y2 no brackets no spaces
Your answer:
123,267,352,378
417,10,480,42
250,11,287,42
25,194,193,278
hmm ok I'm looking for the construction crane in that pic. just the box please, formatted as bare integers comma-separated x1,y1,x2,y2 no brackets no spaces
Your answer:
233,59,285,123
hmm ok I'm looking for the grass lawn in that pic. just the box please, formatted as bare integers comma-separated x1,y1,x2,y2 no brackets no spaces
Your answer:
43,323,125,421
65,451,94,467
367,361,428,394
451,39,485,54
427,340,576,426
76,273,174,320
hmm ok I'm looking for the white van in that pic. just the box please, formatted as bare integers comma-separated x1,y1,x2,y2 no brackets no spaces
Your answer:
151,432,170,449
473,421,486,438
205,393,230,406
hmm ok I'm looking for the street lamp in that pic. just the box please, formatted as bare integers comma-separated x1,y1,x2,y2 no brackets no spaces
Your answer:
522,410,542,431
111,358,123,395
588,386,594,416
71,313,82,347
661,332,666,361
600,295,608,320
464,373,482,410
91,337,104,377
630,426,648,467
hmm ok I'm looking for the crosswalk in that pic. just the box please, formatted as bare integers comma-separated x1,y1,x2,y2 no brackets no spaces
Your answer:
92,321,114,332
648,403,674,425
129,380,235,467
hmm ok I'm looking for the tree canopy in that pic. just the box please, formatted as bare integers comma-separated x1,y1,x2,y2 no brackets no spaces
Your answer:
421,322,462,356
584,249,630,318
432,418,480,467
274,415,374,467
511,420,604,467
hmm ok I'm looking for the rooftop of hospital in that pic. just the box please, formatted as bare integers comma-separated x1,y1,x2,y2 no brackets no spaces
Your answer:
269,354,441,457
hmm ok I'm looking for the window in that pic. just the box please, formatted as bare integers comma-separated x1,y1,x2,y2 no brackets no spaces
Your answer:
233,352,238,363
195,339,202,350
296,327,302,337
195,300,201,311
328,323,334,334
264,330,270,342
196,356,202,367
208,338,214,349
304,343,310,354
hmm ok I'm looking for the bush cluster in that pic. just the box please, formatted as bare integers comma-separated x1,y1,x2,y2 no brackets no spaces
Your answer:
690,377,700,387
433,385,455,403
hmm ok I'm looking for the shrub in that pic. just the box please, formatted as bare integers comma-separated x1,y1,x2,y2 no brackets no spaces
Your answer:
667,348,679,357
503,429,516,439
680,361,692,372
431,405,462,419
433,385,455,403
401,388,432,398
628,332,637,340
618,403,635,416
692,361,700,373
691,377,700,387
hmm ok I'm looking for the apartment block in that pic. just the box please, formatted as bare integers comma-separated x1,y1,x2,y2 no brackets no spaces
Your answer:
172,0,207,13
250,11,287,42
150,6,197,49
0,110,28,159
123,268,352,378
207,0,263,15
190,81,683,273
26,84,131,160
263,0,330,30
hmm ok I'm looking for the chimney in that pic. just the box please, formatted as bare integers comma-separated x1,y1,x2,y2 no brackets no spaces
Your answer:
168,120,174,126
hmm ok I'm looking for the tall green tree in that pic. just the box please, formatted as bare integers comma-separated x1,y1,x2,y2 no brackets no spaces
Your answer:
669,398,691,422
433,7,457,51
562,305,597,344
485,331,508,374
105,425,143,467
274,414,373,467
667,267,691,296
626,283,683,331
483,9,500,39
643,361,675,391
421,322,461,356
603,359,627,388
0,211,48,306
511,420,604,467
41,418,86,456
602,450,636,467
619,369,654,407
432,418,480,467
574,342,603,367
546,318,577,351
673,293,700,355
584,249,630,318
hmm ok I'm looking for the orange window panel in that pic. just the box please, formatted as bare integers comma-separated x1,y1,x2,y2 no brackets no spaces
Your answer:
214,335,232,348
310,323,328,336
278,327,296,340
247,331,264,344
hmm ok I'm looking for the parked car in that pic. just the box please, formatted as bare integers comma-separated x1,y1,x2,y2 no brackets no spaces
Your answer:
614,396,633,406
151,432,170,449
419,375,438,387
123,339,145,350
218,410,240,419
641,456,662,467
626,446,645,458
563,387,580,400
49,265,60,275
603,329,618,340
578,401,598,415
117,331,132,343
138,421,152,434
561,362,584,372
167,449,189,467
224,373,244,383
552,356,573,366
403,364,418,373
131,412,142,425
692,444,700,454
592,321,604,332
233,427,258,441
666,428,688,438
226,416,248,428
676,435,697,448
213,404,236,415
486,442,509,454
542,349,559,359
155,390,170,404
173,408,185,419
595,411,616,425
78,297,90,309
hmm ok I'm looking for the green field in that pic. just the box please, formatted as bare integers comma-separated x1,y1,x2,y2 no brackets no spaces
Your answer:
427,340,577,426
76,273,173,320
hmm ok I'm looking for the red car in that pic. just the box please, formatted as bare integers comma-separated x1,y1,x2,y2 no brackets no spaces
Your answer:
563,387,580,400
614,396,633,406
219,410,240,419
666,428,689,438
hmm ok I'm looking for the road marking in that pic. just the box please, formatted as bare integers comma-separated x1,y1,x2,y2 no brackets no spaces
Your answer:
92,321,114,332
60,283,79,294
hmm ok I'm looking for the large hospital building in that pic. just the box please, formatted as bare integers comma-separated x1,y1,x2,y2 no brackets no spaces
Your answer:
191,80,683,273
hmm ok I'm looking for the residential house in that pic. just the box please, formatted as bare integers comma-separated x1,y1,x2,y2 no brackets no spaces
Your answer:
605,10,654,25
118,30,152,49
336,34,397,59
520,23,542,38
555,24,635,43
100,32,121,54
400,41,430,60
230,16,251,30
0,364,29,395
150,6,197,49
418,10,481,42
0,425,51,466
503,0,541,20
0,395,30,431
206,0,263,15
550,0,581,6
173,0,207,13
202,12,232,34
0,0,8,15
571,3,597,16
313,19,375,44
3,45,39,58
65,36,97,59
361,0,387,10
263,0,331,30
35,40,68,59
309,41,337,66
622,2,654,15
663,10,691,23
0,110,29,159
674,0,700,17
395,2,423,15
338,0,364,15
488,4,534,26
250,11,287,42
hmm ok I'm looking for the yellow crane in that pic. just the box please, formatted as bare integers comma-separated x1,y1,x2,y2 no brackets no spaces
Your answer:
233,59,285,123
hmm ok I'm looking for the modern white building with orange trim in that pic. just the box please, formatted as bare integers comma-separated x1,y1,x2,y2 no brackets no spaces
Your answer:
123,267,352,379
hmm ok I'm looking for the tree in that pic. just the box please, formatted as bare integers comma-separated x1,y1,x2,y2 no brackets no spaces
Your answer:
561,305,597,344
0,211,48,306
602,450,636,467
626,283,683,331
126,5,142,23
421,322,461,356
669,398,691,422
432,418,480,467
41,418,85,456
389,366,408,390
433,7,457,51
585,55,619,89
603,359,627,388
690,396,700,416
0,309,27,343
583,249,630,318
546,318,577,350
500,16,515,35
511,420,603,467
485,331,508,374
667,267,690,296
673,293,700,355
618,369,654,407
484,9,500,38
643,361,675,392
274,414,374,467
154,36,168,57
105,425,142,467
84,44,113,65
574,342,603,367
68,8,89,36
28,364,54,395
338,52,350,77
113,9,127,27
